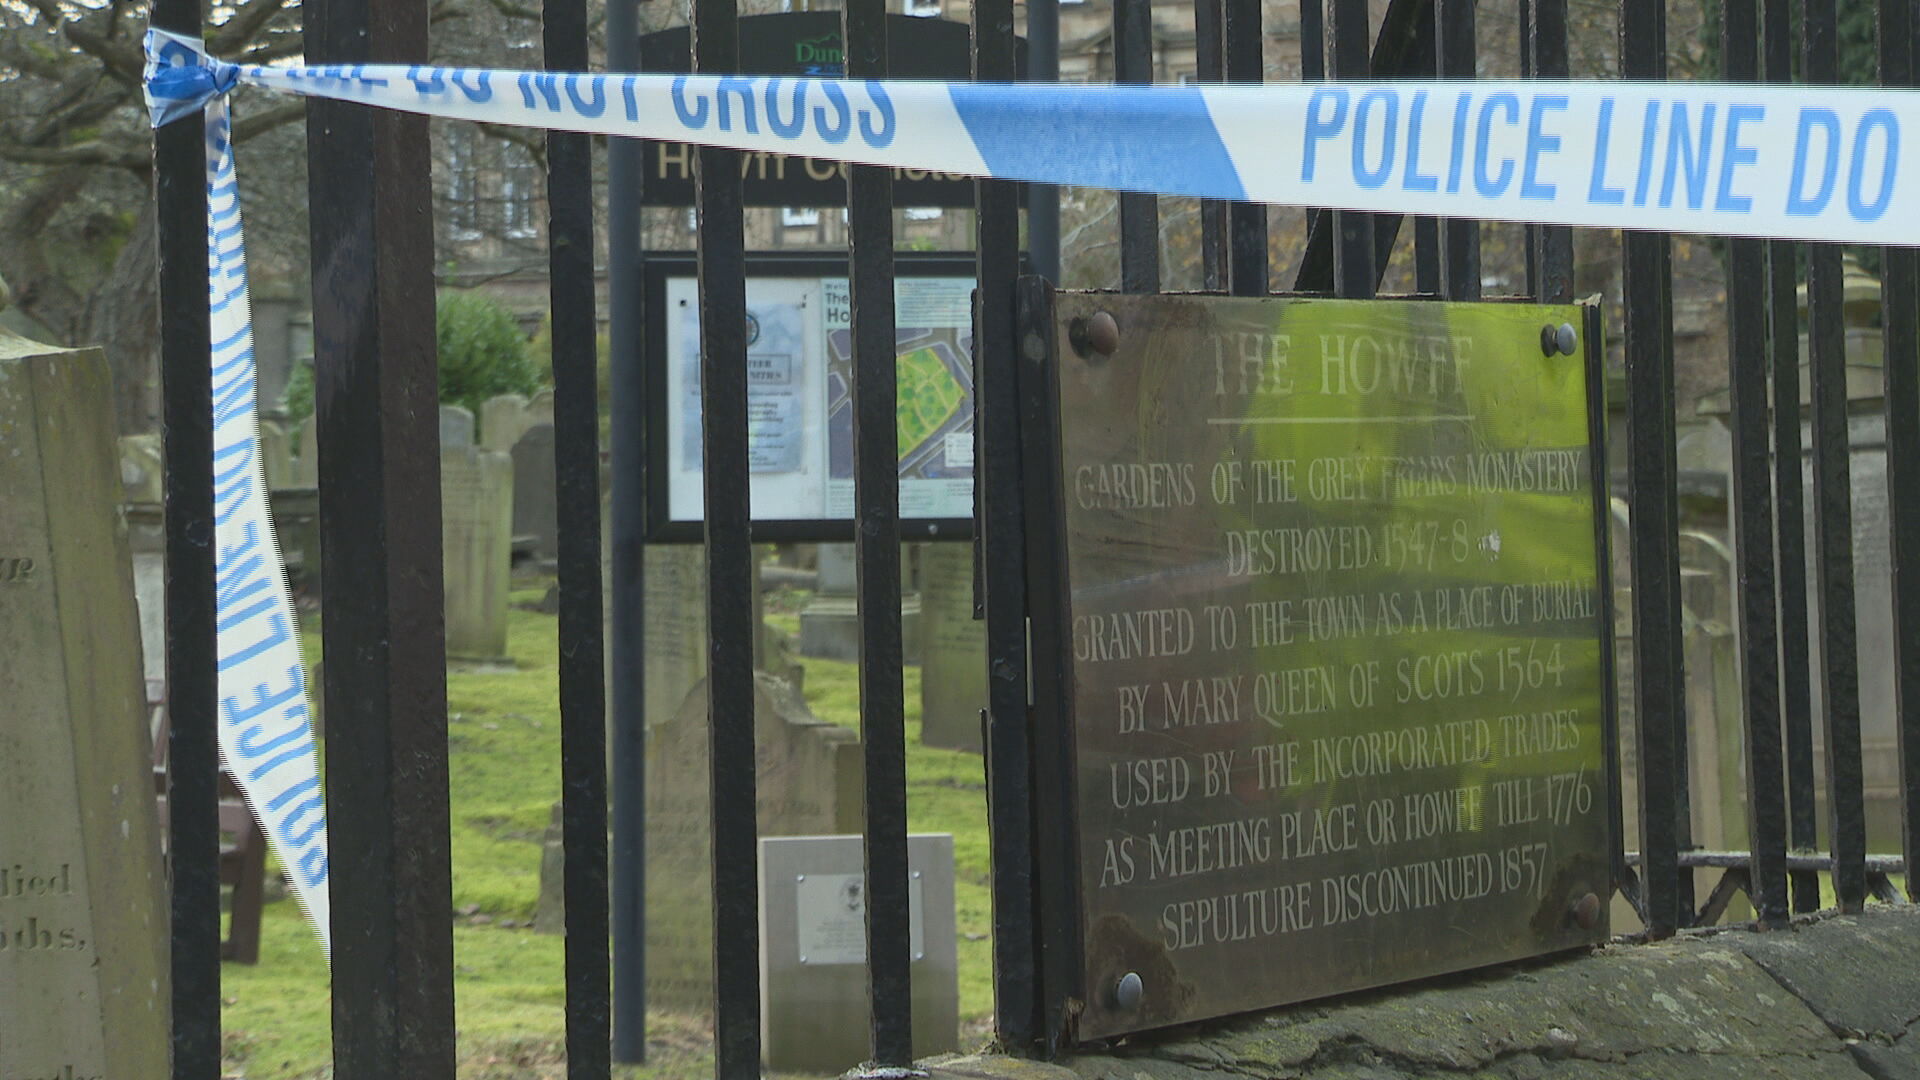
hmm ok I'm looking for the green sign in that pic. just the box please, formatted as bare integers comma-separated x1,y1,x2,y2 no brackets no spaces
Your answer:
1035,294,1613,1039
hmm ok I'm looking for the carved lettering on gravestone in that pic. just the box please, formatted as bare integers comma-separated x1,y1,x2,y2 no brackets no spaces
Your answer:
0,338,170,1079
646,672,862,1011
442,446,513,661
1040,294,1612,1038
917,543,987,752
643,544,709,725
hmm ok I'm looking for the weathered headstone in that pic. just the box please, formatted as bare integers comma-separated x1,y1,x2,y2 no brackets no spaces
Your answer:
511,422,558,565
481,392,531,452
440,403,475,449
117,433,164,505
441,445,513,662
644,544,709,725
259,417,295,490
759,834,959,1072
0,334,170,1079
526,388,555,429
916,543,987,751
118,435,168,688
533,802,565,934
288,417,319,488
647,672,863,1011
799,542,921,663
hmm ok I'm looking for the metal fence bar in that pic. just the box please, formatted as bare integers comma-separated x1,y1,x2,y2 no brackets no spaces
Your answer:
1435,0,1479,300
1026,0,1063,283
1802,0,1868,914
689,0,762,1070
1224,0,1268,295
1115,0,1160,293
842,0,914,1064
1805,235,1869,913
1621,0,1687,941
1292,0,1432,295
1759,0,1818,916
1326,0,1374,297
1528,0,1572,303
152,0,220,1066
973,0,1039,1051
541,0,611,1068
1880,0,1920,904
1719,0,1791,930
604,0,650,1053
305,0,457,1067
1194,0,1228,291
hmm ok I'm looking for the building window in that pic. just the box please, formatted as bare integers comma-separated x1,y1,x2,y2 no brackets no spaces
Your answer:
445,130,482,241
907,0,941,16
501,152,542,240
782,207,823,227
904,207,943,221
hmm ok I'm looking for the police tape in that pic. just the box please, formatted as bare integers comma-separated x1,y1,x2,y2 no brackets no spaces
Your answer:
149,29,1920,245
141,27,1918,951
200,91,332,955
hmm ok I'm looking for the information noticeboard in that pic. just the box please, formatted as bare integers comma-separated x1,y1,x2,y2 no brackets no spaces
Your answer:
1020,290,1616,1040
645,252,978,542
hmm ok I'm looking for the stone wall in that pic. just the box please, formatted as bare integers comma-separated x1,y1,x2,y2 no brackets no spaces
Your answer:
915,907,1920,1080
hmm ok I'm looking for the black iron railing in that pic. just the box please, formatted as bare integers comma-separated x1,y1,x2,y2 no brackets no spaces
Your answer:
149,0,1920,1073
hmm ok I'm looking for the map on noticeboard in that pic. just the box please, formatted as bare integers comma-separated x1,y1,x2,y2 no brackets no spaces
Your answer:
662,272,976,533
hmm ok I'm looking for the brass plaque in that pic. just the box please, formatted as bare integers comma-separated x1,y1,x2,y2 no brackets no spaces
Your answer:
1044,294,1612,1039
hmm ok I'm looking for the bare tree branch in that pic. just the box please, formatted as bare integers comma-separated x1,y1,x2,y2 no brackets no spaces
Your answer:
209,0,293,57
0,137,148,168
231,99,308,143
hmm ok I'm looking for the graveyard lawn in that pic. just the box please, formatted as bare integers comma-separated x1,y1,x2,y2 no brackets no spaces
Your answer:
220,583,997,1079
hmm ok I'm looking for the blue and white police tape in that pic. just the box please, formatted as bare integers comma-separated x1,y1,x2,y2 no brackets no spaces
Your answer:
163,48,331,954
149,28,1920,245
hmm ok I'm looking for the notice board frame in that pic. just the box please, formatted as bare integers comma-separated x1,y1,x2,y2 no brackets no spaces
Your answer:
1008,279,1622,1046
642,250,986,544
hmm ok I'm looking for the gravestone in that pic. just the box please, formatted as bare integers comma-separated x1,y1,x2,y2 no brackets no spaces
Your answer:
644,544,709,724
759,834,959,1072
0,333,170,1079
118,434,168,688
512,423,558,565
799,543,921,663
916,543,987,751
288,417,319,488
481,392,531,452
441,446,513,662
534,802,565,934
440,403,475,449
647,671,863,1010
527,388,555,429
259,418,294,490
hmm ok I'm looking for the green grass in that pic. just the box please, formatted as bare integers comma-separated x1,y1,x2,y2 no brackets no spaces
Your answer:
223,583,996,1078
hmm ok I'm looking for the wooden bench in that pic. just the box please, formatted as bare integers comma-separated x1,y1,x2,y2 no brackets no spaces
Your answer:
150,678,269,965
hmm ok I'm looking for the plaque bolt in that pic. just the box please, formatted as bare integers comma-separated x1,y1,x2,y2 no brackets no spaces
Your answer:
1542,322,1579,356
1088,311,1121,356
799,955,809,964
1572,891,1602,930
797,875,806,882
1556,323,1579,355
914,952,925,961
1022,330,1048,361
1115,971,1144,1010
912,871,922,880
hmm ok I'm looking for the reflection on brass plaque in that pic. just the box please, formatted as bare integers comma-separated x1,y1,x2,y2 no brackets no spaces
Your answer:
1042,294,1611,1040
